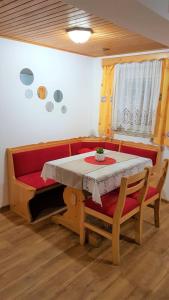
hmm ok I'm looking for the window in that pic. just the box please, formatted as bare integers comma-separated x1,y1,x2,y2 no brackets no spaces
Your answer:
112,60,162,137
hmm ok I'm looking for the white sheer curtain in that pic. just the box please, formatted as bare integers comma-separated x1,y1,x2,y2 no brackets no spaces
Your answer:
112,60,162,136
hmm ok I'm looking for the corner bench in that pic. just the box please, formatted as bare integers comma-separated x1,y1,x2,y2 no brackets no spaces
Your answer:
7,137,161,223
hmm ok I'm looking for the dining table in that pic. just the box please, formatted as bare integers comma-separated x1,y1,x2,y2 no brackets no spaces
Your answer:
41,149,152,234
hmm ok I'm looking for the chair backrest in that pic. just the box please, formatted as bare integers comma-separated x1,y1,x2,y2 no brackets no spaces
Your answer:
156,159,168,193
113,169,149,222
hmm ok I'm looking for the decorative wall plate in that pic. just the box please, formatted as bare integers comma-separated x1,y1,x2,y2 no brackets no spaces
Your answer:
61,105,67,113
54,90,63,102
45,101,54,112
20,68,34,85
25,89,33,99
37,86,47,100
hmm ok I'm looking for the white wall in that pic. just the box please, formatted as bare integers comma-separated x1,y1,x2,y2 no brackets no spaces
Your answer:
91,57,169,200
138,0,169,22
0,38,95,207
91,58,102,136
162,147,169,200
1,39,168,207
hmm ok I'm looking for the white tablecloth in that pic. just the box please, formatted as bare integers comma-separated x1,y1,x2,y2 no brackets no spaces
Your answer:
41,150,152,205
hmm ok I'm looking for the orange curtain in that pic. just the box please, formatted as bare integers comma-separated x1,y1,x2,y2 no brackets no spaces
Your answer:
153,59,169,146
98,65,114,137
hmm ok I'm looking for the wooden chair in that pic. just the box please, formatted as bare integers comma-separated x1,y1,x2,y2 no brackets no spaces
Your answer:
144,159,169,228
80,169,149,265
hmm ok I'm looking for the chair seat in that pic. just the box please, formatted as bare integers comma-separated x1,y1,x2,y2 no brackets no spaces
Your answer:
85,190,139,218
17,171,57,190
131,186,159,201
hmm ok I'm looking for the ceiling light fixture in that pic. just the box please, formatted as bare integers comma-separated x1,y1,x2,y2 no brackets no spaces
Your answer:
66,27,93,44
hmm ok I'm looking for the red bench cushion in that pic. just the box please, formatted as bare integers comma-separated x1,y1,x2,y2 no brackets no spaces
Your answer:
71,141,106,155
120,145,158,165
85,190,139,217
13,144,70,177
78,148,92,154
105,142,119,151
81,141,105,148
70,142,82,155
17,171,57,190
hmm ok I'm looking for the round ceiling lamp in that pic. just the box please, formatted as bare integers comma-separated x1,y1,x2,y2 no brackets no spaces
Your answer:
66,27,93,44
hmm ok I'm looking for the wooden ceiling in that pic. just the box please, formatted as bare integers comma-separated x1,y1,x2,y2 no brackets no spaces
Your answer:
0,0,167,57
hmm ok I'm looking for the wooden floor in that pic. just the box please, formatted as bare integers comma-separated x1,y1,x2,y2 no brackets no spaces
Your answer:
1,202,169,300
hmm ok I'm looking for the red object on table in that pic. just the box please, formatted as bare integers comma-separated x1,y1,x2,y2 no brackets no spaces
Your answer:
84,156,116,165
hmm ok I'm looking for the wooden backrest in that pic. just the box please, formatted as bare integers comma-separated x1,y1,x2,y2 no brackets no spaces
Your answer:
156,159,169,193
145,159,168,194
113,169,149,221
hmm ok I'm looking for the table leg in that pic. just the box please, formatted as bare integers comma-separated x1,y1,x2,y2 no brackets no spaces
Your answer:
51,186,85,234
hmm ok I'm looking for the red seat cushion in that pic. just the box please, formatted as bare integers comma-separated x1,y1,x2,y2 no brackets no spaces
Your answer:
17,171,57,190
85,190,139,218
131,186,159,201
120,145,158,165
78,148,92,154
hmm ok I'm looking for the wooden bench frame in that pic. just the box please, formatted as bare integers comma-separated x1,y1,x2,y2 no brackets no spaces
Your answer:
7,137,161,223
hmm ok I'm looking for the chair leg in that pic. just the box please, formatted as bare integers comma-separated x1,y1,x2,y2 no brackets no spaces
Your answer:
154,198,160,228
80,202,86,245
135,211,143,245
112,223,120,265
80,228,86,245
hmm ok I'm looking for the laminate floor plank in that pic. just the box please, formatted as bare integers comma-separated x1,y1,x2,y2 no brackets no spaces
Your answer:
0,202,169,300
